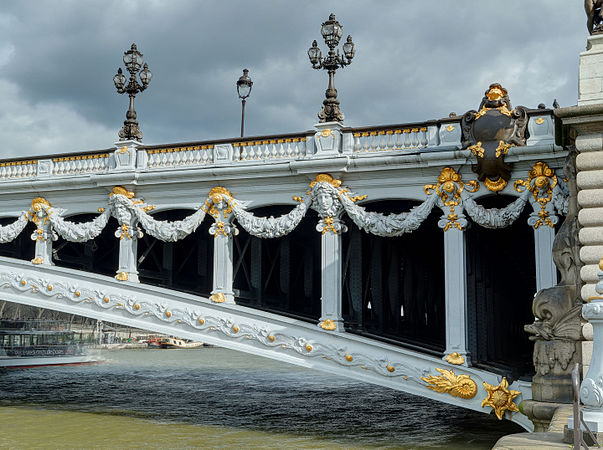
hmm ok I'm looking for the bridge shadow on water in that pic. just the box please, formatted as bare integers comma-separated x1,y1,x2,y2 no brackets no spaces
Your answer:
0,348,523,448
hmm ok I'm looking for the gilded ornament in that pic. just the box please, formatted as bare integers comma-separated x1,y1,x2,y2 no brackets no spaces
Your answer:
309,173,342,189
47,285,53,291
165,311,172,318
495,140,513,158
232,325,239,333
468,141,484,158
445,352,465,365
198,318,205,325
421,368,478,399
115,272,129,281
481,378,520,420
345,353,353,362
425,167,479,231
292,196,303,203
387,364,395,373
305,343,313,352
320,129,332,137
535,117,545,125
319,319,337,330
119,146,128,154
31,257,44,265
118,224,130,240
103,296,110,303
210,292,226,303
110,186,135,198
98,208,105,213
484,177,507,192
268,335,275,342
74,291,81,297
31,197,51,212
445,125,455,132
134,303,140,310
514,161,557,229
20,280,26,286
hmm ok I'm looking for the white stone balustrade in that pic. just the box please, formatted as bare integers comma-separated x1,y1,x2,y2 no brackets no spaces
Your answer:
0,113,551,182
52,153,110,175
0,160,38,180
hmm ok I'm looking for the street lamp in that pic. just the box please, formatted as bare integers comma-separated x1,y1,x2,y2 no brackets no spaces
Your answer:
113,43,152,141
308,13,355,123
237,69,253,137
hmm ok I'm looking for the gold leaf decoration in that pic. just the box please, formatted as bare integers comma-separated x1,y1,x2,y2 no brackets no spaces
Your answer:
445,352,465,365
421,368,477,399
481,377,520,420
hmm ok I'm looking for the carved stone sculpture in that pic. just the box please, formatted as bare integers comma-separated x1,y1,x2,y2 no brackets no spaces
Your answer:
523,150,583,428
461,84,528,192
585,0,603,35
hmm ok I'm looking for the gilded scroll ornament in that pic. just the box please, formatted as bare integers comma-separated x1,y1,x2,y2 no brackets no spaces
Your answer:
468,141,484,158
514,161,557,229
481,377,520,420
445,352,465,365
31,257,44,265
424,167,478,231
421,368,477,399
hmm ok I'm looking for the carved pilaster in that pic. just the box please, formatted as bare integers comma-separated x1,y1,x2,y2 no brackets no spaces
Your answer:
309,174,348,332
205,187,237,304
29,197,56,266
111,187,141,282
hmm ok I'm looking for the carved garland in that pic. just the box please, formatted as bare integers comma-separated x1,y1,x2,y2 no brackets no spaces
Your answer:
0,167,568,253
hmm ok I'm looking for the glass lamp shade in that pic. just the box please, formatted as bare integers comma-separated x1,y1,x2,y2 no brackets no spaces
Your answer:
307,40,322,64
113,68,126,89
139,63,152,86
321,14,342,47
123,43,143,72
236,69,253,99
343,36,355,59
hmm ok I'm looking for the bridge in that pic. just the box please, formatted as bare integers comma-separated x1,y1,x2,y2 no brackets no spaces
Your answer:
0,78,572,432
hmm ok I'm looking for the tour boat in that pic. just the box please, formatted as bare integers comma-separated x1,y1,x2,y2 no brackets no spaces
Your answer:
157,336,204,349
0,320,98,369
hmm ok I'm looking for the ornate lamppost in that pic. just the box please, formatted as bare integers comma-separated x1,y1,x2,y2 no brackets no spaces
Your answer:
308,13,355,123
236,69,253,137
113,43,152,141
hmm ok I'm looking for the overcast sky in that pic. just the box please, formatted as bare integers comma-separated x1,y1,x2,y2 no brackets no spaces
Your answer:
0,1,587,158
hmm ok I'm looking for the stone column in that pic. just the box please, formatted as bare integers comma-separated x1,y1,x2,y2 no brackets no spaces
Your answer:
318,221,345,332
555,31,603,436
209,228,235,304
575,260,603,433
30,198,55,266
115,216,140,282
207,187,236,305
31,217,54,266
441,215,469,365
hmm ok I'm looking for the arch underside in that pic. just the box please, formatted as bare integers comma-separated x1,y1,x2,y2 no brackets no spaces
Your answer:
0,256,533,431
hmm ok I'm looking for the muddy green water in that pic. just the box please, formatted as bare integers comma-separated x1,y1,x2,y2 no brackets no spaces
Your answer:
0,348,522,448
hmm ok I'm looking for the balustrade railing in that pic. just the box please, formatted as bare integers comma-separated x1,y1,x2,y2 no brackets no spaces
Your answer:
146,145,215,168
0,110,553,182
232,137,307,162
351,127,430,153
0,160,37,180
52,153,111,175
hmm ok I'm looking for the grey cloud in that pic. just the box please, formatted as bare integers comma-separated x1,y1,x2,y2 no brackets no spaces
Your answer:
0,1,588,157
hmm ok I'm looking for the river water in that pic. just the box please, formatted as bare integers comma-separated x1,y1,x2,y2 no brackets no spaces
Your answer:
0,348,522,448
